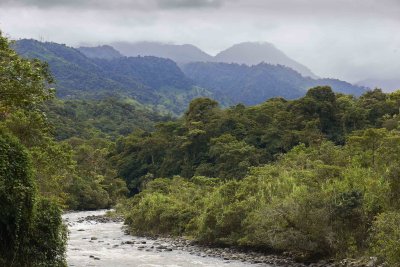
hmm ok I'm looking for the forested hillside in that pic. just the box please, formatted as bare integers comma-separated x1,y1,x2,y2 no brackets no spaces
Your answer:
44,98,169,140
111,87,398,193
111,41,213,64
14,39,217,115
78,45,123,60
14,39,366,112
182,62,366,105
108,41,317,78
213,42,317,78
114,87,400,265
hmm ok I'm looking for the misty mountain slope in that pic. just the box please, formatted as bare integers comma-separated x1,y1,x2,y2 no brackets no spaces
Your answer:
111,41,213,64
357,79,400,92
214,42,317,78
14,39,366,111
182,62,366,105
311,78,366,96
13,39,217,114
78,45,123,60
14,39,127,96
108,41,317,78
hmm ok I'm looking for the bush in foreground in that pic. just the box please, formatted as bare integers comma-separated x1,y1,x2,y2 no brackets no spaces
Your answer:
0,133,66,266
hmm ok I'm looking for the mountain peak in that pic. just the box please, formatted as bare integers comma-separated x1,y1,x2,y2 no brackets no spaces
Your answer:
78,45,123,60
111,41,213,64
215,42,317,78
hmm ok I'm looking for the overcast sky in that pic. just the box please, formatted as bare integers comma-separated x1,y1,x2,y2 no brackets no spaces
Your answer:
0,0,399,83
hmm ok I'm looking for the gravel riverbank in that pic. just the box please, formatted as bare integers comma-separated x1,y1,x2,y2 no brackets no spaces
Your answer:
64,211,382,267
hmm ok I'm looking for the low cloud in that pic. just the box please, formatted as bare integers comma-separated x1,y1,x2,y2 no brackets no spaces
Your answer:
156,0,224,8
0,0,224,10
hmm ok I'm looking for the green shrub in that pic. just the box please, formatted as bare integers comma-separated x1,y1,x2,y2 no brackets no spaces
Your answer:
0,133,36,265
26,198,67,266
122,137,397,261
125,177,212,236
193,180,251,245
0,133,66,266
370,211,400,266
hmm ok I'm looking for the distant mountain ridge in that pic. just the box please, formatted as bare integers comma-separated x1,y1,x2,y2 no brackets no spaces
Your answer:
14,39,216,115
111,42,212,64
80,41,316,78
182,62,366,105
14,39,366,114
78,45,122,60
214,42,317,78
357,79,400,93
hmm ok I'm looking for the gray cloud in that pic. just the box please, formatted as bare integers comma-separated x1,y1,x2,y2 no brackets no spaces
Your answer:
0,0,225,9
1,0,399,15
156,0,224,9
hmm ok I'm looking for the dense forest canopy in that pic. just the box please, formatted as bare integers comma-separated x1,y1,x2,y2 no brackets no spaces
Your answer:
111,87,400,193
110,86,400,265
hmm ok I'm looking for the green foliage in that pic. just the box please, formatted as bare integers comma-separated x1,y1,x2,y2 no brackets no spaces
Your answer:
124,176,216,236
64,137,129,210
26,198,67,267
0,133,36,264
204,134,260,179
370,211,400,266
182,62,366,106
13,39,223,115
44,97,168,140
1,32,129,211
123,131,400,261
193,180,251,245
0,35,54,112
1,32,66,266
112,87,400,194
0,133,66,266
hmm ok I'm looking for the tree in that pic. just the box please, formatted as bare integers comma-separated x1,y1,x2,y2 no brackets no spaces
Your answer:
0,32,54,113
0,32,66,266
204,134,259,179
0,132,66,266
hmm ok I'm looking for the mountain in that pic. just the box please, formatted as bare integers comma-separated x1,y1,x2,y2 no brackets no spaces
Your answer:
13,39,216,115
182,62,366,105
14,39,366,111
357,79,400,93
77,45,123,60
111,42,213,64
214,42,317,78
108,41,316,78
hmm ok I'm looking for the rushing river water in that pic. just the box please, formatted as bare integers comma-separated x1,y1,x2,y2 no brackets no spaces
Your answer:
63,210,270,267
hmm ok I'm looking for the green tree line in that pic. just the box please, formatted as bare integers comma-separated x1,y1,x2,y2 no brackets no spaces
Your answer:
0,31,67,266
113,87,400,264
111,87,400,193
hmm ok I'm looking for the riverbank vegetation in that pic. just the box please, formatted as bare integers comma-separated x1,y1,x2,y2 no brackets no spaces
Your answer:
115,89,400,264
0,32,67,266
0,32,134,265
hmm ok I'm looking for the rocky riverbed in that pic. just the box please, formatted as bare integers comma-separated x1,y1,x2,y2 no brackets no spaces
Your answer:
63,210,272,267
63,210,380,267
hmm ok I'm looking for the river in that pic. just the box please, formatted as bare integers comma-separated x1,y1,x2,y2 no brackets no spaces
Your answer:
63,210,271,267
